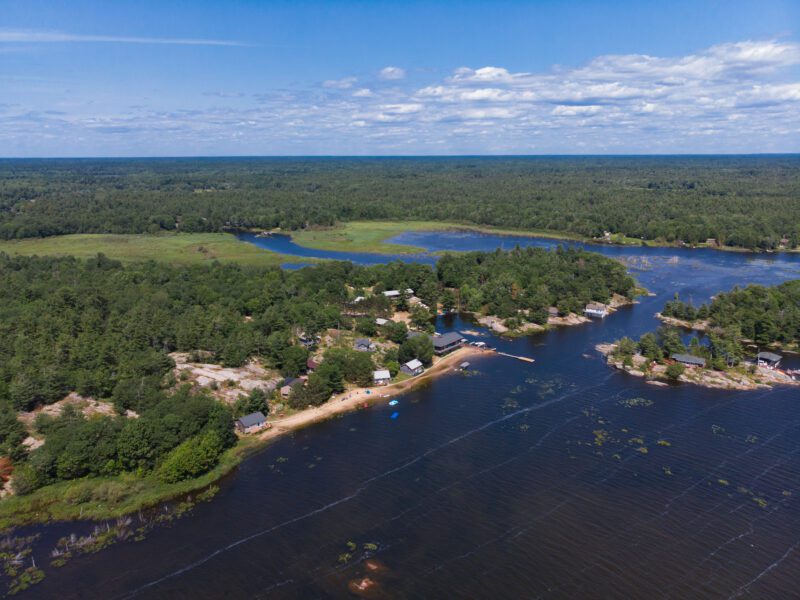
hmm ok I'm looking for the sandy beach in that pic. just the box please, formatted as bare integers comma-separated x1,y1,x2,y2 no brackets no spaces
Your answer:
256,345,484,443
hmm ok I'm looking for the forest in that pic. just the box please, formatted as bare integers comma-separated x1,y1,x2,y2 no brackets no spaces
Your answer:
0,245,633,495
661,280,800,347
1,156,799,249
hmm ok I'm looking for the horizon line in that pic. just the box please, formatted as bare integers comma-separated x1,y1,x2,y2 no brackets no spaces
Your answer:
1,152,799,160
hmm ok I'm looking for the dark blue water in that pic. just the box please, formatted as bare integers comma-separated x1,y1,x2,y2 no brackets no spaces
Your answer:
21,232,800,599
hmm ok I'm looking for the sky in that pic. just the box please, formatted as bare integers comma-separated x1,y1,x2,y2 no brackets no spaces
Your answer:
1,0,799,156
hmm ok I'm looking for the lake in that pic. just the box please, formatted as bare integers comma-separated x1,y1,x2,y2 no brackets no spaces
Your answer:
21,231,800,599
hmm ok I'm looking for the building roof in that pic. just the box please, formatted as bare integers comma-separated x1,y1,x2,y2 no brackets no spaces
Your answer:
383,290,400,297
307,358,319,370
282,377,302,388
236,412,266,428
375,318,389,326
758,351,782,362
433,331,464,348
585,302,608,311
404,359,423,370
373,369,391,380
355,338,371,347
671,353,706,366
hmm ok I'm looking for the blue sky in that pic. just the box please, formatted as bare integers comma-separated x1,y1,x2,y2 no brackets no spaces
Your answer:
1,0,799,156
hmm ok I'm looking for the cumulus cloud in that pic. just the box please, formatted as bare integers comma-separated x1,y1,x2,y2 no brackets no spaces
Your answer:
2,39,799,155
379,66,406,80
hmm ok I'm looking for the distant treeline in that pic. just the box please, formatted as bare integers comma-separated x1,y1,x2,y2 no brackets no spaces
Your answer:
0,246,634,493
1,156,799,249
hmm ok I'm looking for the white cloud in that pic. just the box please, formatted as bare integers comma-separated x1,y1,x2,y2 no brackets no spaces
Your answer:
323,77,357,89
3,39,800,155
379,66,406,80
0,29,249,46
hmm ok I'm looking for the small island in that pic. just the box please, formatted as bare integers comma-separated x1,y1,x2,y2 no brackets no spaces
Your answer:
598,281,800,390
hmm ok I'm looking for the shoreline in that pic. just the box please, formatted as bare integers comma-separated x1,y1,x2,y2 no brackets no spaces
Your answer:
596,342,799,391
0,346,484,529
249,221,799,257
257,345,484,443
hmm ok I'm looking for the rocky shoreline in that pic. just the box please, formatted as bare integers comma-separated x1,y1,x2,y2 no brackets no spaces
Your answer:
596,343,799,391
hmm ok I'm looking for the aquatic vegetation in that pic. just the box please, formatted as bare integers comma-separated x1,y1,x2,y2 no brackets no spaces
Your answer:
508,385,526,395
346,541,357,551
612,453,621,461
711,425,727,436
7,566,45,596
656,439,671,447
276,456,289,463
636,447,649,454
737,486,751,495
363,543,378,551
717,479,730,486
338,553,352,564
745,434,759,444
753,497,768,509
782,490,792,497
502,398,519,411
662,466,673,476
628,437,645,445
618,397,653,408
592,430,610,446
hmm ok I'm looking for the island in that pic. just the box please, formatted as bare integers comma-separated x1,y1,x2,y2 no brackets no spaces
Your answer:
597,281,800,390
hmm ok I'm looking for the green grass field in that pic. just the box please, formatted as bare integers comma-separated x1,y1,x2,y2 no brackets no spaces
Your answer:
0,233,313,267
291,220,585,254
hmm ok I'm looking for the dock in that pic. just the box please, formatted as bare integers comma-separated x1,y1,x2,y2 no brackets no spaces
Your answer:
494,351,536,363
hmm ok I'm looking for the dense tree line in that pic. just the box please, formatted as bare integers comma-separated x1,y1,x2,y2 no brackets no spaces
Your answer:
1,157,799,249
662,281,800,347
0,246,632,493
438,245,636,320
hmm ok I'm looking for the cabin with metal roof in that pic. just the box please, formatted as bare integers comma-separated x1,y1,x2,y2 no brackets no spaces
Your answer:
671,353,706,368
400,359,424,376
431,331,465,355
235,411,267,434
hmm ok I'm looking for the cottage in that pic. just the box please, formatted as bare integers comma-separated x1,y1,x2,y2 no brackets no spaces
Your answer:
757,351,782,369
373,369,391,386
306,358,320,372
404,288,414,295
375,317,390,326
354,338,375,352
235,411,267,434
400,359,424,376
458,362,470,371
432,331,465,355
547,307,560,318
280,377,304,398
353,296,366,304
706,238,719,247
584,303,609,318
671,353,706,368
383,290,401,299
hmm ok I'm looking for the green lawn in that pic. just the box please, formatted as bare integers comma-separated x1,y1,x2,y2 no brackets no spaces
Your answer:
0,233,313,267
291,220,584,254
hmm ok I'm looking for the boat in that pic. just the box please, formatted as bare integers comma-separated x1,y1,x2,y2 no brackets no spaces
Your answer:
389,399,399,406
